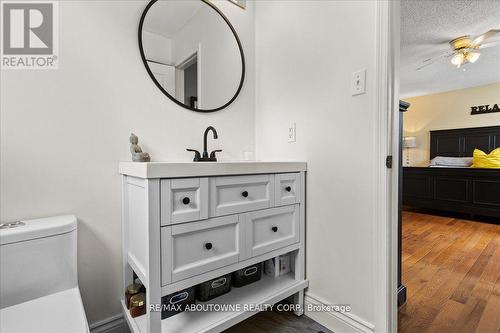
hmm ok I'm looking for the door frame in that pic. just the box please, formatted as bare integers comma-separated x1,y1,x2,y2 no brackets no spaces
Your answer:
374,1,400,333
175,44,203,108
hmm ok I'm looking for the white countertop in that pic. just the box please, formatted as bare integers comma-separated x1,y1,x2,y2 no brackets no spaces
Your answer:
119,161,307,178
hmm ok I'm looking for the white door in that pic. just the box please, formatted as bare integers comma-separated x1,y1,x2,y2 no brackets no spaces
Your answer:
148,61,175,96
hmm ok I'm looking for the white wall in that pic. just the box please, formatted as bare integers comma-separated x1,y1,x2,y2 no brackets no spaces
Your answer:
0,0,255,325
142,30,173,65
403,82,500,166
255,1,378,331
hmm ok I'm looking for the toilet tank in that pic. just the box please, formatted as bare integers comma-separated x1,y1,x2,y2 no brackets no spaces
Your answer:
0,215,78,309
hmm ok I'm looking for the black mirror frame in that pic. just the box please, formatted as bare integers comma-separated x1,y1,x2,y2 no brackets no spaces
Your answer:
138,0,246,113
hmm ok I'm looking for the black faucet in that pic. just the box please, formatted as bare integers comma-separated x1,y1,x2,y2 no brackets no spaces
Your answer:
187,126,222,162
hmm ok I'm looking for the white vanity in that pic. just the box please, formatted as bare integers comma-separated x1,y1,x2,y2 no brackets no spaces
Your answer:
119,162,307,333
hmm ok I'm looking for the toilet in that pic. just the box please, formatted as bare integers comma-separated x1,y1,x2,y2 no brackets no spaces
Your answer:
0,215,89,333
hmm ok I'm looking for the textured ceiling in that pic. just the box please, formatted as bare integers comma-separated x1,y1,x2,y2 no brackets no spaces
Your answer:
401,0,500,98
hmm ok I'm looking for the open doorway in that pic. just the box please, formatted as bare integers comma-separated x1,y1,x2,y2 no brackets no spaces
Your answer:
176,52,199,109
397,1,500,332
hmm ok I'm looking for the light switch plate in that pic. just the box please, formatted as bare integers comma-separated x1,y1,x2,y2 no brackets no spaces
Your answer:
351,69,366,96
288,123,296,143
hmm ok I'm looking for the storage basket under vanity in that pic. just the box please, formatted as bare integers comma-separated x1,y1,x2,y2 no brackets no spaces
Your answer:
196,274,232,302
232,263,263,288
161,287,196,319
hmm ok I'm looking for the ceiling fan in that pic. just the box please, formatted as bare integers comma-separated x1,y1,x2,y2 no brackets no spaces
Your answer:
417,29,500,70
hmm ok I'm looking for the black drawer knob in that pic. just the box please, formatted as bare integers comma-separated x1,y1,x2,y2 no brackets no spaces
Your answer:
205,242,213,250
241,191,249,198
182,197,190,205
272,226,278,232
285,186,292,192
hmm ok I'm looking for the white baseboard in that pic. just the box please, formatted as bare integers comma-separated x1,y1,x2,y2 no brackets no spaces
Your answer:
304,293,375,333
89,313,124,333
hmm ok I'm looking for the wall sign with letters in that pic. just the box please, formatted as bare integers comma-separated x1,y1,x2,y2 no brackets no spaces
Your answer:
1,1,59,70
470,104,500,115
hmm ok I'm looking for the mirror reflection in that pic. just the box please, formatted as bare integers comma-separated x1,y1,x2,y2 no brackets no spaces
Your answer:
140,0,245,112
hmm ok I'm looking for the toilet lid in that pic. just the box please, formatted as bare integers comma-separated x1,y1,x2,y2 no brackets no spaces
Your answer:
0,287,89,333
0,215,77,245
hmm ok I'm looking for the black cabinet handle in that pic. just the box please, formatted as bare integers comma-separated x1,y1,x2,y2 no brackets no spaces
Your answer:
182,197,190,205
285,186,292,192
272,226,278,232
205,242,213,250
241,191,249,198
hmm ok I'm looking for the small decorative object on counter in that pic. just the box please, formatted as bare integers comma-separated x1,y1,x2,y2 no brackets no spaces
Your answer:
130,293,146,318
162,287,196,319
232,263,263,287
196,274,232,302
129,133,151,162
264,254,291,278
125,283,143,309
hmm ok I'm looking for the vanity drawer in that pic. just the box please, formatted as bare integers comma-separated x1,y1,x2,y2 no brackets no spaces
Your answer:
245,205,299,257
209,174,275,217
275,173,301,206
161,215,243,284
161,178,208,225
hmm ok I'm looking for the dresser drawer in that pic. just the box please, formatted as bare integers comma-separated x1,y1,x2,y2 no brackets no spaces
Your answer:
209,174,275,217
245,205,300,257
275,173,301,206
161,178,208,225
161,215,243,284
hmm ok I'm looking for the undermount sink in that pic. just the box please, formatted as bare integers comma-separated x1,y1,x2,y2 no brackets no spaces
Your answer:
118,161,307,179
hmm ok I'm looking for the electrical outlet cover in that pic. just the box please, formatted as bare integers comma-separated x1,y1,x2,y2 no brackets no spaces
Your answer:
288,123,296,143
351,69,366,96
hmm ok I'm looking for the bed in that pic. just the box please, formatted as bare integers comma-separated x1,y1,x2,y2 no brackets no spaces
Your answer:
402,125,500,218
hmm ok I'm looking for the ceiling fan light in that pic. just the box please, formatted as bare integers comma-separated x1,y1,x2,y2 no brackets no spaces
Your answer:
451,53,465,66
466,52,480,63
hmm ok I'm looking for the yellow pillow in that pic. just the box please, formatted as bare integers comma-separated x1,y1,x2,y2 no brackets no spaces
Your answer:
472,148,500,168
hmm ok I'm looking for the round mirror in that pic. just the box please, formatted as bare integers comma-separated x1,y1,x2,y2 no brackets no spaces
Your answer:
139,0,245,112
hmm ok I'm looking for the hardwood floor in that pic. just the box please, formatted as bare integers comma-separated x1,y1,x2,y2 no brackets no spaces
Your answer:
399,211,500,333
